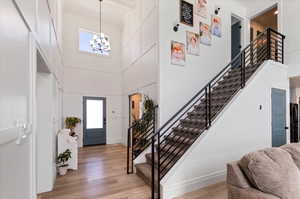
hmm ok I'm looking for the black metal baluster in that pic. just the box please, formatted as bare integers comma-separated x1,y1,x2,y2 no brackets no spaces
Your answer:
250,43,254,66
127,128,130,174
208,84,212,127
267,28,271,60
242,51,246,88
157,130,161,199
240,53,244,88
205,87,208,129
282,34,285,64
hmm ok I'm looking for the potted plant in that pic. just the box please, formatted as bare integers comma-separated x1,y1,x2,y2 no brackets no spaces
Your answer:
65,117,81,137
56,149,72,176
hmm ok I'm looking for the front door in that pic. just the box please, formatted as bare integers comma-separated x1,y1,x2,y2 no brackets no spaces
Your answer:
83,97,106,146
271,88,287,147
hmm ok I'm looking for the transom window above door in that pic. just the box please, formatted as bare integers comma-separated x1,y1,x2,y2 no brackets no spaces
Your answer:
79,29,111,56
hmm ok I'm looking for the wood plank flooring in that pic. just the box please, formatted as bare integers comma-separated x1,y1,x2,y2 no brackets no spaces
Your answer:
39,144,227,199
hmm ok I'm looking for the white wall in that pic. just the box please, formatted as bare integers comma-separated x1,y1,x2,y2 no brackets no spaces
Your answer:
282,1,300,77
62,12,123,146
0,0,63,198
161,61,289,199
36,73,57,193
158,0,247,124
121,0,159,144
0,2,32,199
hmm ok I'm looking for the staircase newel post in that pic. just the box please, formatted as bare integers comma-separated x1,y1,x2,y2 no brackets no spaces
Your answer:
151,136,155,199
157,130,161,199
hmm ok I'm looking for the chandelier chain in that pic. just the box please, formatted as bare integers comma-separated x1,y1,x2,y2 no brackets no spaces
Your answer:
90,0,111,55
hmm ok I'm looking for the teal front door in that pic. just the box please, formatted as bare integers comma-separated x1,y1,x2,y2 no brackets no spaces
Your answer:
83,97,107,146
271,88,287,147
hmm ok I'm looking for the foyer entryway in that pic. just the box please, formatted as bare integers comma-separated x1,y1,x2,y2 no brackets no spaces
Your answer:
38,145,227,199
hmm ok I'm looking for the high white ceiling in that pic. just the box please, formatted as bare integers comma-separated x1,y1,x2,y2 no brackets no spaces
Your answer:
63,0,136,26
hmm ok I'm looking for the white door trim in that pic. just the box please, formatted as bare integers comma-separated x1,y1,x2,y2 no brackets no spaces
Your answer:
29,32,37,199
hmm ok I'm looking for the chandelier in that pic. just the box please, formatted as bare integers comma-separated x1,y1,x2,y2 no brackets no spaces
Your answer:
90,0,111,54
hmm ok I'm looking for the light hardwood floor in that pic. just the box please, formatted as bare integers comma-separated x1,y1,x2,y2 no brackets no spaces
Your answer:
40,144,227,199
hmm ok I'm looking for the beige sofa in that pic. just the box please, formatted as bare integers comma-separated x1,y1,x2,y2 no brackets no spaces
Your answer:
227,143,300,199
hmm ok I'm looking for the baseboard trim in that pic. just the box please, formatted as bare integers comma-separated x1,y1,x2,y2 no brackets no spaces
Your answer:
162,170,226,199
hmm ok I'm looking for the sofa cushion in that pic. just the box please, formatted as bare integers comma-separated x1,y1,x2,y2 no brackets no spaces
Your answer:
239,148,300,199
281,143,300,170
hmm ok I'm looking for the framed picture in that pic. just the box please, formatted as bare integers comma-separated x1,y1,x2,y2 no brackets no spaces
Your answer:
186,31,200,56
195,0,208,18
211,15,222,37
200,22,212,46
180,0,194,27
171,41,186,66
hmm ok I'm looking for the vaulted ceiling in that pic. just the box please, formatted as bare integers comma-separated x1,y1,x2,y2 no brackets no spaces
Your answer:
63,0,136,26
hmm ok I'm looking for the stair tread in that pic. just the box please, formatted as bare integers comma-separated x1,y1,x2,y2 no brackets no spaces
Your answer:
165,135,195,145
173,126,205,133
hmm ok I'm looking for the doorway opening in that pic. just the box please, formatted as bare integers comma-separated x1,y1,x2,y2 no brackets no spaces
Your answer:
83,97,107,146
129,93,143,126
231,15,242,67
290,102,299,143
250,5,278,42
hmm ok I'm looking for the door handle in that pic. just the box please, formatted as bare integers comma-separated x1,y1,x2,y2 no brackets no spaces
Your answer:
285,127,289,130
104,118,107,125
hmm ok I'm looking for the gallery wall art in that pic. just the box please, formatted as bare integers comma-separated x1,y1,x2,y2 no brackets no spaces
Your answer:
195,0,208,18
170,0,224,65
171,41,186,66
186,31,200,56
180,0,194,26
200,22,212,46
211,15,222,37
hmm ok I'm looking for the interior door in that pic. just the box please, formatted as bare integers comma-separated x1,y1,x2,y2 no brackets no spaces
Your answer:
0,0,33,198
272,88,287,147
290,103,299,143
83,97,107,146
231,21,241,67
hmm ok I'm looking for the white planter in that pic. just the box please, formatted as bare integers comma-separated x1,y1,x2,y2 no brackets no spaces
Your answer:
58,167,68,176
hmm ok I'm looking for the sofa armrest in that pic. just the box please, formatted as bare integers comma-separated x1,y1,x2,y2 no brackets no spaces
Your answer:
228,184,280,199
227,161,251,188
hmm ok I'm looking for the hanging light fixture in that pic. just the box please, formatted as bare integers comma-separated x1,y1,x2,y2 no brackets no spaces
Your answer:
90,0,111,54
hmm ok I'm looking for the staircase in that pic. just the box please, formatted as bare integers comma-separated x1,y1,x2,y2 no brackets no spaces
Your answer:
135,65,259,180
127,28,286,199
